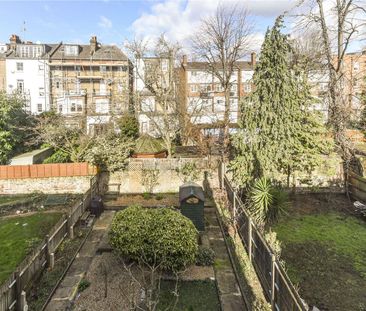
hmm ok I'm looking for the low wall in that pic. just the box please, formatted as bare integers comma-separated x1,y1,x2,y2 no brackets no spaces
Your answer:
108,158,220,193
0,176,92,194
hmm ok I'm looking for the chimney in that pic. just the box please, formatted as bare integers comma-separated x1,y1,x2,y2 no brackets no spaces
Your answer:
251,52,256,68
90,36,98,54
9,34,21,49
182,55,187,67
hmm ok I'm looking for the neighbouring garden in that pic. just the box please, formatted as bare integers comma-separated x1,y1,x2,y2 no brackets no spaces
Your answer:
273,193,366,311
0,212,63,283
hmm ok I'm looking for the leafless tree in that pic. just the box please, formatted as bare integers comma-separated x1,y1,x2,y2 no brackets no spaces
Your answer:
125,35,181,157
191,3,254,160
293,0,366,174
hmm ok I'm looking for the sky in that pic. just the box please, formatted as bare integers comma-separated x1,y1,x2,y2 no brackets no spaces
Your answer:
0,0,364,54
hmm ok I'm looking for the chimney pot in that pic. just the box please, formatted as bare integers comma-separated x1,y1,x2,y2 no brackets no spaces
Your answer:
90,36,98,54
182,55,187,66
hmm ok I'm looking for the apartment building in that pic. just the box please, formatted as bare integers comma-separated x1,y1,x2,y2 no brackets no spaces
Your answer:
179,53,256,136
4,35,51,113
133,56,175,136
0,44,7,91
48,36,133,134
343,50,366,117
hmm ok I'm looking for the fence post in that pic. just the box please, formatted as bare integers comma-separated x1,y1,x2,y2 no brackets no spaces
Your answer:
45,234,54,269
220,161,225,189
233,191,237,227
248,218,253,262
271,254,276,309
15,271,21,311
67,216,74,240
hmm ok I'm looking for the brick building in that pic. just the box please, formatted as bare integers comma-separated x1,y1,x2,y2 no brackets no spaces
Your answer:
178,53,256,136
48,36,133,134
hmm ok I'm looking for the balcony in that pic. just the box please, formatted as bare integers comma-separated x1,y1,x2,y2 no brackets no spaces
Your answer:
92,91,112,97
64,90,87,96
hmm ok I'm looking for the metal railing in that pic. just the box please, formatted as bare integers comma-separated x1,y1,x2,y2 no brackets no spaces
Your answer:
221,167,307,311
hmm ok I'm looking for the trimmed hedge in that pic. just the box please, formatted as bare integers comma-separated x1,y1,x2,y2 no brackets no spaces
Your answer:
109,205,198,271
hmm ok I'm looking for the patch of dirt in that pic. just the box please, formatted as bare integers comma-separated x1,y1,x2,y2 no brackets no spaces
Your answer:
107,193,179,207
73,252,140,311
282,241,366,311
289,192,356,216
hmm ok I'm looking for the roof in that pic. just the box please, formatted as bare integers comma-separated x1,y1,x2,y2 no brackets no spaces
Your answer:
134,135,166,154
185,61,253,71
49,44,128,61
179,182,205,202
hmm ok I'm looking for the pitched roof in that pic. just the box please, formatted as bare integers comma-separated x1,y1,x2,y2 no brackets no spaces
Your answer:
179,182,205,202
49,44,128,61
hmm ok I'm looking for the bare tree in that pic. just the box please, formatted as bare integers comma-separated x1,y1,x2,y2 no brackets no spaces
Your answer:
126,35,181,157
294,0,366,174
191,3,254,160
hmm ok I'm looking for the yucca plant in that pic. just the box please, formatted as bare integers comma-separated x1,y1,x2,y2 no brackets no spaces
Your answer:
248,178,289,225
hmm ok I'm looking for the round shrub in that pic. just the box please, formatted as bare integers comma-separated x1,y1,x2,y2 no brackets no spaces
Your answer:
109,205,198,271
196,246,215,266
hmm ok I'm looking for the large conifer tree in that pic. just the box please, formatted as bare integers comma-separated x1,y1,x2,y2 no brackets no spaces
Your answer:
230,16,329,186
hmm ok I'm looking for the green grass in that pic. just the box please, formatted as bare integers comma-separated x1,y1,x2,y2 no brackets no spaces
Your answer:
158,280,220,311
274,212,366,310
0,212,63,284
274,212,366,277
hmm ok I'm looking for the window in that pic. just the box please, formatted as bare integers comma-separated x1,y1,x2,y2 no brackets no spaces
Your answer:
17,80,24,93
118,66,127,72
65,45,79,56
190,84,198,92
20,46,29,57
70,102,76,112
37,104,43,112
162,60,168,72
118,83,123,94
100,65,107,72
77,104,83,112
95,99,109,113
214,99,225,112
16,62,23,72
244,82,251,93
39,87,45,96
191,71,197,77
56,81,60,89
215,84,223,92
75,66,81,72
231,84,237,92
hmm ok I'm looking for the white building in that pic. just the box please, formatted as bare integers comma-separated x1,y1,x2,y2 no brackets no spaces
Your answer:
5,37,51,114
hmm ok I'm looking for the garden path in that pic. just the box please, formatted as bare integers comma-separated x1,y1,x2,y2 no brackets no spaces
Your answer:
44,211,115,311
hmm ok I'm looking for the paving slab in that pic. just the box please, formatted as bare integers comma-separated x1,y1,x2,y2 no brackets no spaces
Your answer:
44,299,71,311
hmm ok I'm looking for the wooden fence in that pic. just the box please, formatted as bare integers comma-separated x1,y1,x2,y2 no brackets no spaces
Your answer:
347,171,366,202
0,177,97,311
220,168,307,311
0,163,97,180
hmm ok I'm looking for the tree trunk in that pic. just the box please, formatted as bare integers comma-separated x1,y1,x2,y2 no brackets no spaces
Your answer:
223,88,231,162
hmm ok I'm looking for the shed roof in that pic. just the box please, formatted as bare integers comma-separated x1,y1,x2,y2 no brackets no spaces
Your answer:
179,182,205,202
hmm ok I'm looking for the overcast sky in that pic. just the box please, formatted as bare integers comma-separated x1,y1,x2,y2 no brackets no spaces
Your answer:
0,0,364,55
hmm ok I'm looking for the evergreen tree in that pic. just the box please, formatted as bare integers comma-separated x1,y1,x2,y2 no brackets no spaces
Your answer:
230,16,329,186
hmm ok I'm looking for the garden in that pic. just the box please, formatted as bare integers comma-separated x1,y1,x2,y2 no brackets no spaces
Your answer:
0,212,63,283
273,193,366,311
73,205,223,311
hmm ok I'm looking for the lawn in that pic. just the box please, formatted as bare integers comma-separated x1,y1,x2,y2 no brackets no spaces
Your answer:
158,280,220,311
273,194,366,311
0,212,63,284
